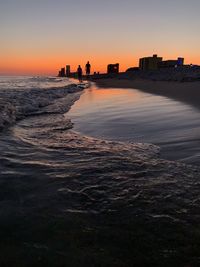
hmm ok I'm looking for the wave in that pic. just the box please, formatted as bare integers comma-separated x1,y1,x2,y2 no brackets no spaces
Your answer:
28,76,65,83
0,83,86,131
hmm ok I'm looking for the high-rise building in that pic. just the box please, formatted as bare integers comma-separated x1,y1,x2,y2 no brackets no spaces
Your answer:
60,68,65,77
66,65,70,77
139,54,163,71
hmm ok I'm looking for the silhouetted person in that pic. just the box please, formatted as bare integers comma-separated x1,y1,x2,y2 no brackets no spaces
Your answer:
85,61,91,76
77,65,83,82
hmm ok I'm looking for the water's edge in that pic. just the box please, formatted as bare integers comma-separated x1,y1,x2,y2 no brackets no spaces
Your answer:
1,80,200,266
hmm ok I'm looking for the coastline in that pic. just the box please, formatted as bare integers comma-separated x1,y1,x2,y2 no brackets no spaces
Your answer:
1,79,200,266
94,78,200,110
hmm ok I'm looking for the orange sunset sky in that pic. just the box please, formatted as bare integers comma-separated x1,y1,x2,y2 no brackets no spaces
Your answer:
1,0,200,76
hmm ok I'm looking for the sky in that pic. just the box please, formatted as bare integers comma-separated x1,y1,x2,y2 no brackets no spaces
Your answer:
0,0,200,75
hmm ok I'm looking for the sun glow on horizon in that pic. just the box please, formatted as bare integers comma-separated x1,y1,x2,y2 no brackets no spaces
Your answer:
1,0,200,76
1,54,200,76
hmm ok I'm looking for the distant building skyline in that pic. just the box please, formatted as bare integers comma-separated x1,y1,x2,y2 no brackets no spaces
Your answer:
58,54,187,76
1,0,200,75
139,55,184,71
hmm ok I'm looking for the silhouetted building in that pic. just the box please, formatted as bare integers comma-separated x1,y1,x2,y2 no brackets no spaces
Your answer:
139,54,162,71
66,65,70,77
58,68,66,77
159,57,185,68
177,57,184,66
107,63,119,74
159,60,177,68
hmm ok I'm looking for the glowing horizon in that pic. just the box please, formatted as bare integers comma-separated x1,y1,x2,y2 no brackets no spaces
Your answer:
1,54,200,77
1,0,200,76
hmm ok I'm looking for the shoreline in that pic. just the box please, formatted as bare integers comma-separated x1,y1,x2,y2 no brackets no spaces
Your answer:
1,79,200,266
94,78,200,110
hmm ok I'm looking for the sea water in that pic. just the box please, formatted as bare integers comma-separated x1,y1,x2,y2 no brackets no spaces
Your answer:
68,84,200,165
1,76,200,265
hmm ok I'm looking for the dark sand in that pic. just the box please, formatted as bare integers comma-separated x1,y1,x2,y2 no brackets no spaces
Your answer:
95,78,200,110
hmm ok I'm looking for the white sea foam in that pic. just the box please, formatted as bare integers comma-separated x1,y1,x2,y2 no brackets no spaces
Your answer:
0,77,84,130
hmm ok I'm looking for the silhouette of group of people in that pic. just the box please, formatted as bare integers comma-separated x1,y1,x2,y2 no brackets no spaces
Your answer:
77,61,91,82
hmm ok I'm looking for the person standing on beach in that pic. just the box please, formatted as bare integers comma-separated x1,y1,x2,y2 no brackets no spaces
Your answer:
85,61,91,77
77,65,83,83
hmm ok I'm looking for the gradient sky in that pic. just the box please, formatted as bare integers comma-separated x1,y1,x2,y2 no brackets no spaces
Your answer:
1,0,200,75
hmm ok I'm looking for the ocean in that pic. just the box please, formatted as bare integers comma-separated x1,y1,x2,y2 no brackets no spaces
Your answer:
0,76,200,266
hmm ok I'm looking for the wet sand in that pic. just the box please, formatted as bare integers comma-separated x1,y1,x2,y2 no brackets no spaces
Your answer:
95,78,200,110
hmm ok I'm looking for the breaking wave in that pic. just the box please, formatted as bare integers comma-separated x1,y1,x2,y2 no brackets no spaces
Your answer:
0,76,85,130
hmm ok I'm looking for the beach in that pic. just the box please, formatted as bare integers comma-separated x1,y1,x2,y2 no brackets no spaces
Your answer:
2,0,200,265
95,78,200,110
0,76,200,266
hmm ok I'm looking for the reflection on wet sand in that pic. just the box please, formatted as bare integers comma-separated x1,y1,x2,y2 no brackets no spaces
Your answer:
69,84,200,164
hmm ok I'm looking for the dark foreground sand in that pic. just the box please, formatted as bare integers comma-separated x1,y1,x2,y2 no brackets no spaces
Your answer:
95,78,200,110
